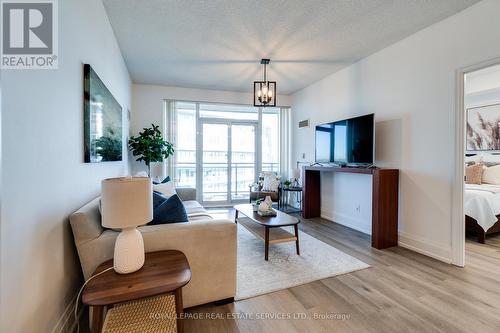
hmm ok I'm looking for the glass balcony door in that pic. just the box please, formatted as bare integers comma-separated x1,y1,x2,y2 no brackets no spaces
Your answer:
231,124,256,201
200,120,256,206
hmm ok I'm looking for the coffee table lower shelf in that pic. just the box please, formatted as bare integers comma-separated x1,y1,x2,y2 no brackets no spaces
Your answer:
237,218,300,260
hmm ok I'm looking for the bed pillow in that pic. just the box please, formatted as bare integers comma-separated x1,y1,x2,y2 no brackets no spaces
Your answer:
482,164,500,185
153,180,176,198
149,194,188,225
465,163,484,185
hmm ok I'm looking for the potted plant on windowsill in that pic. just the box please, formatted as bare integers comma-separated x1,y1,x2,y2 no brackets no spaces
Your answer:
128,124,174,177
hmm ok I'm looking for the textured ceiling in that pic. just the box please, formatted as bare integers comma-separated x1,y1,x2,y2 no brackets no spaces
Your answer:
103,0,479,95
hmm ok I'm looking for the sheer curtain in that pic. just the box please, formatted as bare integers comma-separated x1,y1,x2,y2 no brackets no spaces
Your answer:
164,99,177,181
279,107,292,180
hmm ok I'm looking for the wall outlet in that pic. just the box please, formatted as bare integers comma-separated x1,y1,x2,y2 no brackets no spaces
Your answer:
302,153,306,159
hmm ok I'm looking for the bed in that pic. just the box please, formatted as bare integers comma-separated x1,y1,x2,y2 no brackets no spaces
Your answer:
464,183,500,243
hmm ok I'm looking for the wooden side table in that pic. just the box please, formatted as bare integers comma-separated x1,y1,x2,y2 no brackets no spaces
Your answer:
82,250,191,333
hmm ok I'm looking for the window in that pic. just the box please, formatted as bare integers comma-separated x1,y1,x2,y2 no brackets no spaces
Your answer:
200,103,258,120
168,101,287,205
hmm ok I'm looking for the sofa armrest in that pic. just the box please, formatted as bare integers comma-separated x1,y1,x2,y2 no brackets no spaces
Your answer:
76,219,236,307
176,187,196,201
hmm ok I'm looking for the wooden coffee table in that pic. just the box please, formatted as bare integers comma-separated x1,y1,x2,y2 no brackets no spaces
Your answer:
234,204,300,260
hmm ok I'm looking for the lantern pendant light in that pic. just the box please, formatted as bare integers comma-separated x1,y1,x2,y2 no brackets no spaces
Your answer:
253,59,276,107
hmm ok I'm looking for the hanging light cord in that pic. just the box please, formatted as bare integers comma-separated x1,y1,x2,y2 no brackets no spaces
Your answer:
74,267,114,333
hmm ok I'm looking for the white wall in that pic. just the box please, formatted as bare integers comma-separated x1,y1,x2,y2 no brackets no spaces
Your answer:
0,0,131,332
131,84,292,173
292,0,500,262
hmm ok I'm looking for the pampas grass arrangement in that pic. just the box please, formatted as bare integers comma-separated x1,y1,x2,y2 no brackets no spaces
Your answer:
467,112,500,150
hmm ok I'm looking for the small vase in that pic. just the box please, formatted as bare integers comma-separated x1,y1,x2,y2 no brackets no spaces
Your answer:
259,201,270,212
264,195,273,208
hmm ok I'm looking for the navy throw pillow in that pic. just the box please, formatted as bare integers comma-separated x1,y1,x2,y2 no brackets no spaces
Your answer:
150,193,188,225
153,176,171,185
153,191,168,208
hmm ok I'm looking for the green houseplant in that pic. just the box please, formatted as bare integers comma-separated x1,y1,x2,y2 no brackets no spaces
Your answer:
128,124,174,176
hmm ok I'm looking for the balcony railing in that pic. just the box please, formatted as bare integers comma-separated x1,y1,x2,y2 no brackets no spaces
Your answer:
174,161,279,202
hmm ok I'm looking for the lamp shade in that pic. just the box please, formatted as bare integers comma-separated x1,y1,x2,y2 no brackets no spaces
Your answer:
292,168,301,179
101,177,153,229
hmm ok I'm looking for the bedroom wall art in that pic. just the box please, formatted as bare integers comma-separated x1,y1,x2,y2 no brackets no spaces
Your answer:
466,103,500,151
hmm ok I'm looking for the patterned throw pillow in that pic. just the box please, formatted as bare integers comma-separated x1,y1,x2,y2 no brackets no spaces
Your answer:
262,173,280,192
465,163,484,185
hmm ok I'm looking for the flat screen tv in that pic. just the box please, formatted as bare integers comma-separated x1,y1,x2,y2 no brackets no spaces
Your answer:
315,113,374,165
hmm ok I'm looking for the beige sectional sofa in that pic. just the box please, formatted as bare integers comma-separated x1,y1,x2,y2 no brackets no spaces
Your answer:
69,188,237,308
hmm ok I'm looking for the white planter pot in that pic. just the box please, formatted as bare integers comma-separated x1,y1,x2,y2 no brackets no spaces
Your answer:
150,162,166,181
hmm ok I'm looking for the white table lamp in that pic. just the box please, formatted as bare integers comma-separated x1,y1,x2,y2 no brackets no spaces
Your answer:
101,177,153,274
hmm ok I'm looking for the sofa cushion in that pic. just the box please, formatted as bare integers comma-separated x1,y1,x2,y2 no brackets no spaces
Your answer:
69,197,104,245
153,191,167,208
150,194,188,225
250,191,279,201
262,172,280,192
183,200,207,215
153,181,176,198
153,176,171,185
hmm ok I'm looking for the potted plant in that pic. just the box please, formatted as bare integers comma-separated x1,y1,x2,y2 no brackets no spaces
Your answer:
283,180,291,189
128,124,174,176
253,198,263,211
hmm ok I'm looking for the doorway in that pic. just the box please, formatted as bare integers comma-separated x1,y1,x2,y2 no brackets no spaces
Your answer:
200,120,257,206
454,58,500,266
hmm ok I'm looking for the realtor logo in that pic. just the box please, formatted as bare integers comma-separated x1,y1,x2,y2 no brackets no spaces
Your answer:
1,0,58,69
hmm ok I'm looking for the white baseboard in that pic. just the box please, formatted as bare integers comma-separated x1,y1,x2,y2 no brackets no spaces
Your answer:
51,292,83,333
320,210,453,264
398,231,452,264
320,210,372,235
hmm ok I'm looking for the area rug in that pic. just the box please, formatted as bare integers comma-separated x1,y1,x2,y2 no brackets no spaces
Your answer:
236,221,370,300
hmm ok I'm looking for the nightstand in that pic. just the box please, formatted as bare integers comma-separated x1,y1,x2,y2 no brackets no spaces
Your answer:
82,250,191,333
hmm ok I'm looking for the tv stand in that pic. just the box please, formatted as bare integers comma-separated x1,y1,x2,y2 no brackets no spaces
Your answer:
302,165,399,249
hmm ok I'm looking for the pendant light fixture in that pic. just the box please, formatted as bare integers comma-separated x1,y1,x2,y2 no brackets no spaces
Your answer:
254,58,276,107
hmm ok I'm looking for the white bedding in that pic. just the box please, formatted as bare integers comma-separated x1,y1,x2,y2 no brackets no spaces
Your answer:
464,184,500,231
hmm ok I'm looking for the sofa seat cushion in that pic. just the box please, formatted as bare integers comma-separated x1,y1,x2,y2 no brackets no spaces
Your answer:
188,214,214,222
183,200,207,215
182,200,213,221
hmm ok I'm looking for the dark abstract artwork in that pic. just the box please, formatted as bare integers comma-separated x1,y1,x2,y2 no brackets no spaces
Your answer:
84,64,122,162
466,103,500,151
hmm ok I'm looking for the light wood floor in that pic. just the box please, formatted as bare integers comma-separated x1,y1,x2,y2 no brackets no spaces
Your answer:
185,211,500,333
